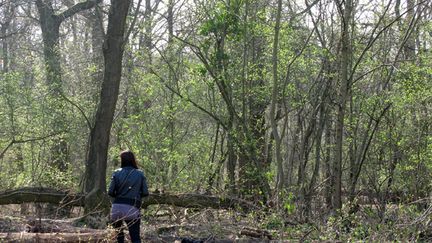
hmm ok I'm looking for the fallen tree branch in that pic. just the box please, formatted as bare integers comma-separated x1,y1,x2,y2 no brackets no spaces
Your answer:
0,231,111,243
143,193,258,211
0,187,84,207
240,226,273,240
0,187,259,211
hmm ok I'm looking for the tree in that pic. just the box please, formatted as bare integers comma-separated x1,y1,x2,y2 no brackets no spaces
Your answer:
269,0,284,196
84,0,132,213
332,0,353,211
35,0,101,92
34,0,102,171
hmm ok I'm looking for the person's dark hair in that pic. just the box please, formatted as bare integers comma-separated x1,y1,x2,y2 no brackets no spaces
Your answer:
120,150,138,169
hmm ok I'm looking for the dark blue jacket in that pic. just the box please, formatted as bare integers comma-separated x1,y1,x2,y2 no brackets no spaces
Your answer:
108,166,149,208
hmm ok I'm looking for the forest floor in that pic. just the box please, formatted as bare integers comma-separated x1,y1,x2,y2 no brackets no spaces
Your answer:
0,204,282,242
0,202,431,242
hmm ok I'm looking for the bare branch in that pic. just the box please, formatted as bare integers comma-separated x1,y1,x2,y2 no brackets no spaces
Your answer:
57,0,102,22
173,35,241,122
58,92,92,130
125,0,143,43
294,0,320,17
149,67,228,131
350,0,429,84
0,141,14,160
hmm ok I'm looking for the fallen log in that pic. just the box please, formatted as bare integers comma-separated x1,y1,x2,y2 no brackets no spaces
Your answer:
143,192,258,210
239,226,273,240
0,231,112,242
0,187,84,207
0,187,258,211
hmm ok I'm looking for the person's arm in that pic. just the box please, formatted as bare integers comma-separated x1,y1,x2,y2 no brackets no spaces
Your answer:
108,173,117,197
141,173,149,197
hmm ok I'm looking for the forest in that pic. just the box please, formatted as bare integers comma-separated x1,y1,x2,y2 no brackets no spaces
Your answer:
0,0,431,242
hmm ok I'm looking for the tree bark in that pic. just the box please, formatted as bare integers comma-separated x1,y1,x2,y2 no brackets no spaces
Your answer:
35,0,62,94
304,96,328,220
404,0,416,59
0,187,258,211
1,23,8,73
332,0,353,211
269,0,284,194
226,123,237,195
324,115,333,209
89,5,105,107
36,0,101,94
0,232,109,242
167,0,177,189
0,1,13,73
84,0,131,214
348,104,391,202
379,112,401,220
35,0,102,171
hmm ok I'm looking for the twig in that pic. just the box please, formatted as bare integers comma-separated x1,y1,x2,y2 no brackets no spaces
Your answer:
58,92,92,130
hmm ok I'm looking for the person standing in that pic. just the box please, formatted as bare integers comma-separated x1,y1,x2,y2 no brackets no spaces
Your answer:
108,150,149,243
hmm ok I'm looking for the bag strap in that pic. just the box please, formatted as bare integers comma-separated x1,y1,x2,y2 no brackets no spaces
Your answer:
117,169,136,194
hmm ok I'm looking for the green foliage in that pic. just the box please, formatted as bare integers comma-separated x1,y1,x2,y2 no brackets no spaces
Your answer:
394,64,432,105
262,212,284,230
112,67,217,192
199,0,242,37
283,192,296,215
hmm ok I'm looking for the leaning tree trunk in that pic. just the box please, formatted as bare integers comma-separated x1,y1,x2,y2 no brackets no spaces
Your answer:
84,0,131,214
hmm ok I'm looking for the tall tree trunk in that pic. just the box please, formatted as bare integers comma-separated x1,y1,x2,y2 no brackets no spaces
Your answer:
211,24,237,195
404,0,416,59
35,0,101,171
167,0,177,188
333,0,353,211
84,0,131,214
36,0,103,90
296,112,313,220
324,111,333,209
302,101,327,221
226,122,237,195
379,113,400,220
36,1,62,94
80,5,105,165
139,0,154,67
239,0,270,202
1,10,11,73
286,119,300,188
269,0,284,196
36,2,67,171
90,6,105,105
1,27,8,72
